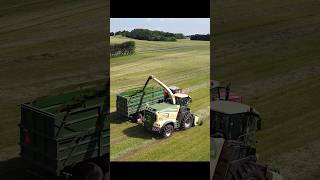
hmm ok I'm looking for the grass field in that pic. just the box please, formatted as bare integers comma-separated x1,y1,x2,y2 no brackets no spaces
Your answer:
110,36,210,161
0,0,108,179
212,0,320,179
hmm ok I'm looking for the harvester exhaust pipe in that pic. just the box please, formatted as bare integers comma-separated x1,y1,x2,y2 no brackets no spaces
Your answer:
225,83,230,100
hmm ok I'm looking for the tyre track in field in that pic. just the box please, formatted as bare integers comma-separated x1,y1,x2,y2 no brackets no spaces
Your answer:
111,139,157,160
124,118,210,161
115,124,208,161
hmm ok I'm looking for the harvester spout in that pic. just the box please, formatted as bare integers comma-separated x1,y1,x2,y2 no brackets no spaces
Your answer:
146,75,176,104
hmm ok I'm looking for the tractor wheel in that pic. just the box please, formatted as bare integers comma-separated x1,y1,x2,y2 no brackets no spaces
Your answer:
160,124,174,138
180,111,193,130
72,162,103,180
233,162,266,180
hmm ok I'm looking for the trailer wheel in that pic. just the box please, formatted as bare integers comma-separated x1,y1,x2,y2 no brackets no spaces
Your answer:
180,111,193,130
160,124,174,138
131,113,143,123
72,162,103,180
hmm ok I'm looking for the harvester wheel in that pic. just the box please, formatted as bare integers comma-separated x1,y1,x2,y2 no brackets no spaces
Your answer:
180,111,193,130
160,124,174,138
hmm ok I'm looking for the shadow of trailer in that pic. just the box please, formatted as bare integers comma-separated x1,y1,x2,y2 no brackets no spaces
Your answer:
19,84,109,180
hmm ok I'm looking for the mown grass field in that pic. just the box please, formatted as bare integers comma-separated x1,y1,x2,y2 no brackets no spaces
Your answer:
212,0,320,179
110,36,210,161
0,0,108,179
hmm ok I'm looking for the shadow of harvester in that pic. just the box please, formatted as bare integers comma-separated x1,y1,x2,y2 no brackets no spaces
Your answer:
122,124,161,140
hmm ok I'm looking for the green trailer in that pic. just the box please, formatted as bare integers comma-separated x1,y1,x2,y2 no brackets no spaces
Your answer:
116,86,164,119
19,85,109,180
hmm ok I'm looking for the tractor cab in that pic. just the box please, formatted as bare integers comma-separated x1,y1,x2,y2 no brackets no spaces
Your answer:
211,100,261,148
168,86,182,94
211,80,224,100
163,86,192,106
211,80,243,103
164,86,180,102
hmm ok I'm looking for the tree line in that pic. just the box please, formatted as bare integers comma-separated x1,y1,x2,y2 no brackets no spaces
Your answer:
110,41,135,57
110,29,185,41
190,34,210,41
110,29,210,41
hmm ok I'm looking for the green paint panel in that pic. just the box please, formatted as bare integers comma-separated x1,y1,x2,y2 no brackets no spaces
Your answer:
143,110,156,131
19,86,109,176
116,87,164,117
